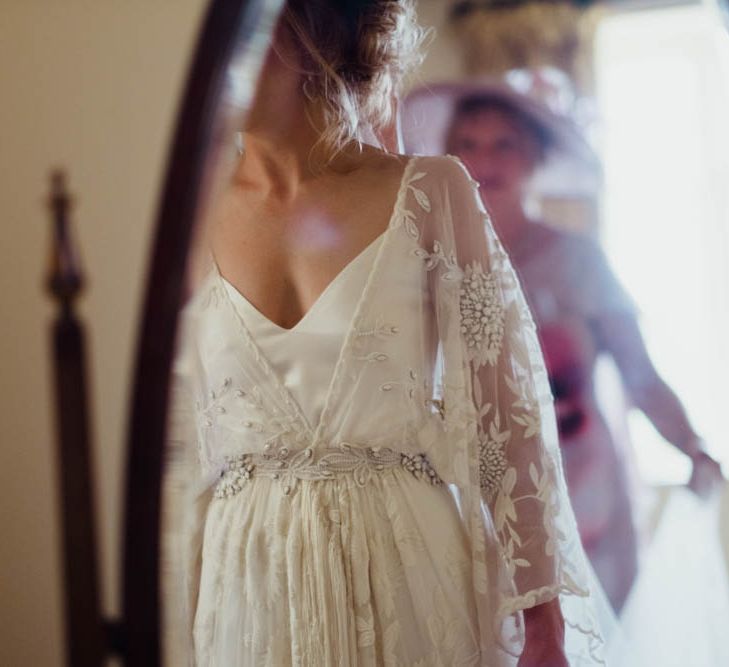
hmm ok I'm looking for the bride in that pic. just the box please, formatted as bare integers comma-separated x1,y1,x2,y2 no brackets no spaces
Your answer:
168,1,607,664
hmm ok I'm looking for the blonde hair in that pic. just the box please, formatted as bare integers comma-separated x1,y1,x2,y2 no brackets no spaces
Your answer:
283,0,427,155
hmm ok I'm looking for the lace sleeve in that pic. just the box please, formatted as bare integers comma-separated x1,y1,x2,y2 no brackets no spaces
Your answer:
419,156,607,661
451,159,569,603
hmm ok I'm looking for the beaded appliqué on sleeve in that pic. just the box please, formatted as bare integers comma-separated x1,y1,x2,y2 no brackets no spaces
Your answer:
479,432,508,501
460,261,505,366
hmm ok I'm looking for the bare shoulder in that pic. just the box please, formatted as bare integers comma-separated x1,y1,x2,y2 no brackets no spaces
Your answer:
353,146,410,187
355,151,477,201
327,147,411,215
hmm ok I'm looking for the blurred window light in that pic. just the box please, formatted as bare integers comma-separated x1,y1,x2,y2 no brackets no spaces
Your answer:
595,2,729,485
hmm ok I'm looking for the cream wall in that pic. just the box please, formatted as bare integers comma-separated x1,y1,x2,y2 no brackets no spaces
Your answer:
409,0,463,87
0,2,207,664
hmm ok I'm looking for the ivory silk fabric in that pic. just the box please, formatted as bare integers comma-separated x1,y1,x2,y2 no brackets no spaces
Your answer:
166,156,606,666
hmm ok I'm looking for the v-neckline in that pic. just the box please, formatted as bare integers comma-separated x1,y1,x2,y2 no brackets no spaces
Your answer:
215,156,417,443
219,231,384,334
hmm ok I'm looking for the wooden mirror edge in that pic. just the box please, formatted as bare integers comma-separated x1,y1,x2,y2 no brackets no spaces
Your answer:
121,1,269,664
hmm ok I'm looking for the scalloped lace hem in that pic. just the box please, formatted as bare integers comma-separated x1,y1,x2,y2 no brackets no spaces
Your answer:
497,581,589,618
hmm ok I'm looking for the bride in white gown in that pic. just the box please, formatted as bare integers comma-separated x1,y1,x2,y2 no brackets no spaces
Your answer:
166,1,609,664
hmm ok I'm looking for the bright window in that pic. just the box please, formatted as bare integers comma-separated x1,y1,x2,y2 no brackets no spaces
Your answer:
595,2,729,484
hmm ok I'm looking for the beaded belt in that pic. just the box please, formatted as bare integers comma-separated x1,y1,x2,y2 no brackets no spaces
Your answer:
213,443,442,499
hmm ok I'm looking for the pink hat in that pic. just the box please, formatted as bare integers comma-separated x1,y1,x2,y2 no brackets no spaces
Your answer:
401,68,602,197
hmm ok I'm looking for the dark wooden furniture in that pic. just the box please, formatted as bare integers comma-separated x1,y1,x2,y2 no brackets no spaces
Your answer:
46,1,270,664
47,170,107,667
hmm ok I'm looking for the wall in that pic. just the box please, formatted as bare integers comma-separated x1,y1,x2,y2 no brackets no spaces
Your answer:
410,0,463,88
0,2,207,664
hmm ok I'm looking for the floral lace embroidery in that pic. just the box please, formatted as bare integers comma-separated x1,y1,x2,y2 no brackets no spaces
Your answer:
459,261,505,366
196,377,235,428
380,368,419,398
413,241,462,281
355,318,400,339
214,444,443,498
393,170,429,240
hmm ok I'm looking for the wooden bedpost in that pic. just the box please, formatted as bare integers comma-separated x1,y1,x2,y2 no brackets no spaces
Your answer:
46,170,107,666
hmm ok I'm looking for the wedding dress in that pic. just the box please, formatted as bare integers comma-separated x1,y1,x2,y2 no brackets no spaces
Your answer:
166,155,607,666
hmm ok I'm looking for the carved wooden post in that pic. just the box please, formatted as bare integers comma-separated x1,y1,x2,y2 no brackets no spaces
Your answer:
46,170,106,667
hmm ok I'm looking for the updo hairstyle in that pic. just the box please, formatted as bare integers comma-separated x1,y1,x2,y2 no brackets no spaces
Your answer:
282,0,427,152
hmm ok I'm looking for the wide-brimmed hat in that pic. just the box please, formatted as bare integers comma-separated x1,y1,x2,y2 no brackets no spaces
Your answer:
401,69,602,197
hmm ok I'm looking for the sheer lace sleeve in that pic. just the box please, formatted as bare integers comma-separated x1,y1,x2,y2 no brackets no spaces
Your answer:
450,160,565,603
413,155,607,662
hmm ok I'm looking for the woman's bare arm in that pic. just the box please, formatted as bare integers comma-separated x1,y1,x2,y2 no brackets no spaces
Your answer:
595,312,723,493
518,599,568,667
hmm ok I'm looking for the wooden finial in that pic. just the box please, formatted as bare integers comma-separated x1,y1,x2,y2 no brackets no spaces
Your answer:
47,169,84,307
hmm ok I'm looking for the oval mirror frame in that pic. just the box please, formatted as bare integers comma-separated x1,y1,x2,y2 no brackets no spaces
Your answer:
120,1,276,663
